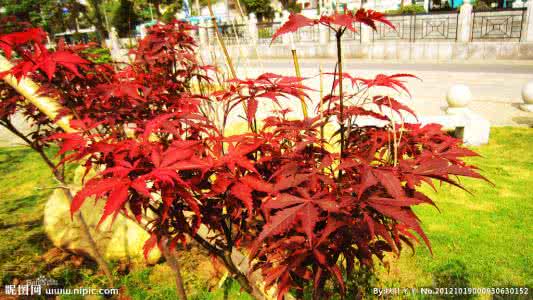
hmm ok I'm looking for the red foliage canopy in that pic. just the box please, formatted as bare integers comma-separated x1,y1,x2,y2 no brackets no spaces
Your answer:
0,13,488,299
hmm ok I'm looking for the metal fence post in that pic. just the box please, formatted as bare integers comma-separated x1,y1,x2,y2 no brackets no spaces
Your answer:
411,14,416,42
457,2,473,42
248,13,258,45
361,23,372,43
525,0,533,41
198,19,208,46
319,19,330,45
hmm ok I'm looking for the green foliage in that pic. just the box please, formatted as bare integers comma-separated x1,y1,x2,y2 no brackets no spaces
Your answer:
302,266,378,299
344,268,378,299
241,0,275,21
161,3,179,23
473,0,492,10
386,4,426,15
81,47,112,64
0,0,86,35
432,260,471,287
112,0,139,37
258,27,272,39
285,1,302,13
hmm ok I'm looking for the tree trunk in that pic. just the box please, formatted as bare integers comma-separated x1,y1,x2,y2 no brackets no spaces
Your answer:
87,0,109,41
161,238,188,300
195,0,201,15
153,1,162,18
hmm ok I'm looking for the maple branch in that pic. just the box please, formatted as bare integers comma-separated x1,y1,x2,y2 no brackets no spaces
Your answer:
336,29,345,181
0,118,63,180
221,216,234,250
161,237,188,300
319,64,324,143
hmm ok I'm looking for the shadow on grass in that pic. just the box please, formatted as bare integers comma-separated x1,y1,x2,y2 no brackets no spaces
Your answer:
0,219,41,230
27,231,54,252
3,195,44,213
512,116,533,127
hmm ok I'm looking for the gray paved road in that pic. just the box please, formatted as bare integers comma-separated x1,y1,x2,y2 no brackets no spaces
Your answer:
247,60,533,74
230,59,533,126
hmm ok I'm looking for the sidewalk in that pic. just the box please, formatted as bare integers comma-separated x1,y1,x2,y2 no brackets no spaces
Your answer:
228,59,533,126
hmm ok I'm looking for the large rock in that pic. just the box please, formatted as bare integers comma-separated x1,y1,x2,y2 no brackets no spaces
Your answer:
43,167,160,264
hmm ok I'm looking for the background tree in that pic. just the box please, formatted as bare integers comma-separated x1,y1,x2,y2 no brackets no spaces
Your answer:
111,0,139,37
133,0,184,21
241,0,274,20
145,0,179,18
0,0,86,36
278,0,302,13
85,0,109,40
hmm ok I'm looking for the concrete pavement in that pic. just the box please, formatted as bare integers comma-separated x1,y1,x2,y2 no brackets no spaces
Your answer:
227,59,533,126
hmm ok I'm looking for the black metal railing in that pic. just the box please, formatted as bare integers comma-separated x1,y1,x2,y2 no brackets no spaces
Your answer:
412,13,459,41
214,23,250,45
373,15,413,41
257,21,282,44
471,8,526,41
373,12,459,42
200,8,528,46
294,25,320,42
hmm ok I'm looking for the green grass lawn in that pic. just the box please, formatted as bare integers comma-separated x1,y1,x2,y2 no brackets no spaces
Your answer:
0,127,531,299
377,127,533,291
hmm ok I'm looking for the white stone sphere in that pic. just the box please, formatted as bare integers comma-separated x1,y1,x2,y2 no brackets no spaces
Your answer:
521,81,533,104
446,84,472,108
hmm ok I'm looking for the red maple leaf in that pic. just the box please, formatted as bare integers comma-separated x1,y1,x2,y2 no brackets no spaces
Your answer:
271,13,317,43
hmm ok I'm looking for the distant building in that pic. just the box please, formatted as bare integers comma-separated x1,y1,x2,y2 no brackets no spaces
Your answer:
199,0,241,21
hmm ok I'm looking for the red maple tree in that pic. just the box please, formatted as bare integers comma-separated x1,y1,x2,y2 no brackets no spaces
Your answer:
0,11,488,299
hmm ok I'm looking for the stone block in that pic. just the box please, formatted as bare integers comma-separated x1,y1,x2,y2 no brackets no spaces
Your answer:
467,43,484,59
384,42,398,59
519,104,533,112
420,112,490,146
424,43,439,60
359,44,371,59
446,107,472,115
452,43,469,59
518,43,533,59
483,43,500,60
349,44,367,59
326,43,337,57
371,43,385,59
410,43,424,60
306,46,317,57
461,113,491,146
397,43,411,60
498,43,520,59
438,43,453,60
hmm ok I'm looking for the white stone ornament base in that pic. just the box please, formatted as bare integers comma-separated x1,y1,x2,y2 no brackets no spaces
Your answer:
519,104,533,112
446,107,472,115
